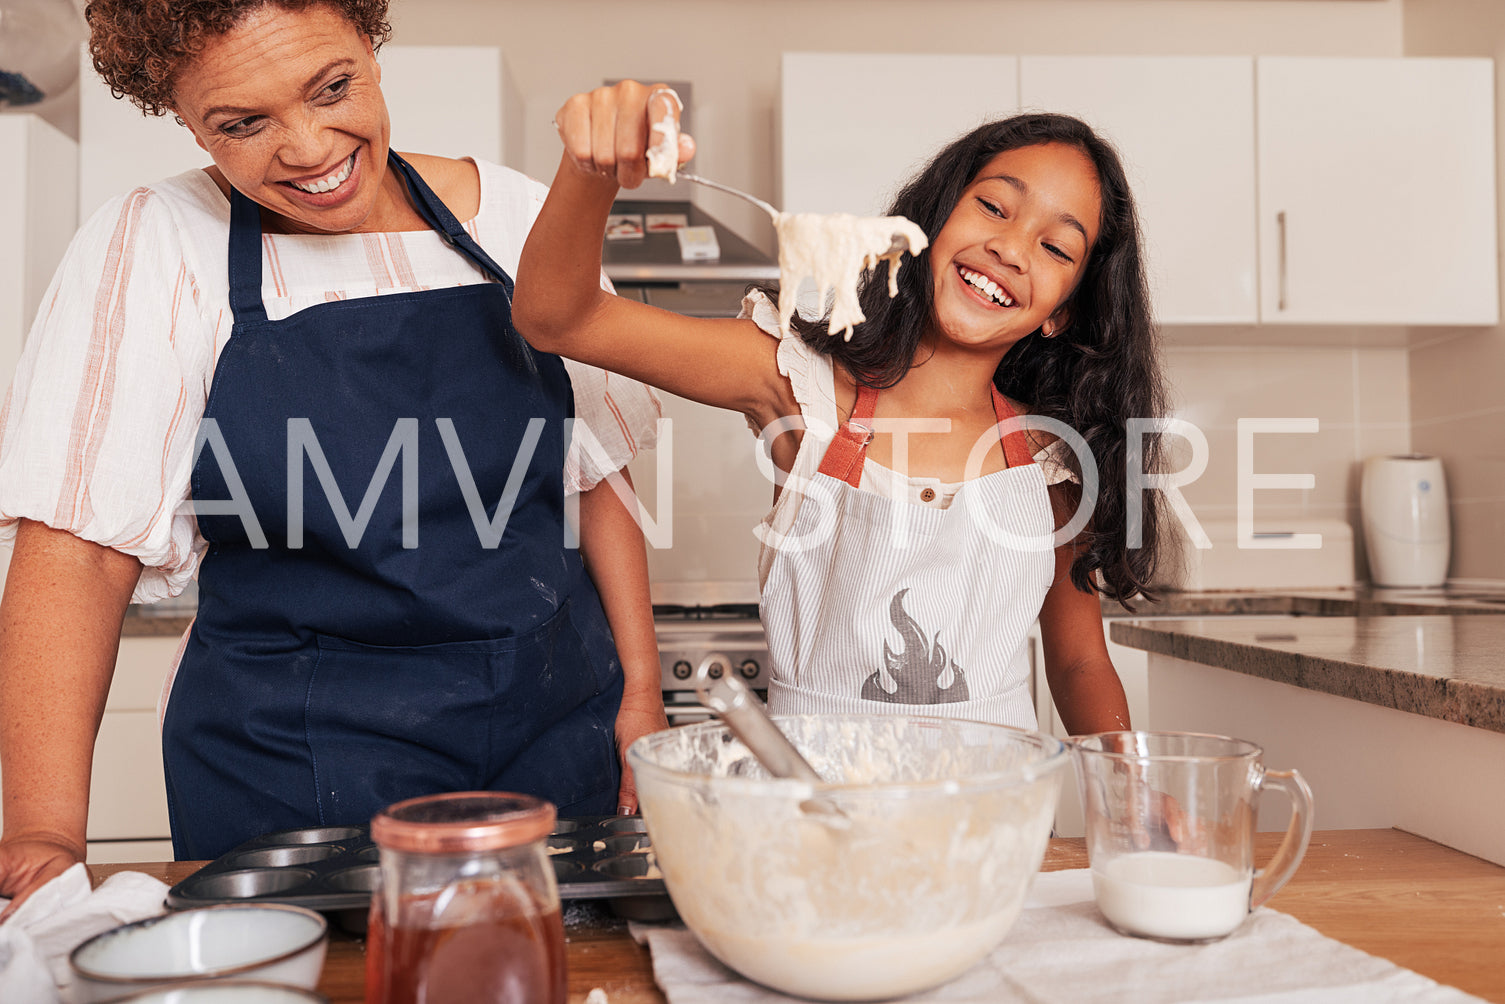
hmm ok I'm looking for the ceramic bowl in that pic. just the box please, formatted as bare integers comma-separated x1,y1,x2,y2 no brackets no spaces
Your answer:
93,981,329,1002
69,904,327,1003
629,714,1067,1001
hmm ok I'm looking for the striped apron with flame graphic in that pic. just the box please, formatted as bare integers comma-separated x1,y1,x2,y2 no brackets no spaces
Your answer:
760,383,1056,729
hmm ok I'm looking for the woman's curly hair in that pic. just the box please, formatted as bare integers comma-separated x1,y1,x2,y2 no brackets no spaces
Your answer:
85,0,392,117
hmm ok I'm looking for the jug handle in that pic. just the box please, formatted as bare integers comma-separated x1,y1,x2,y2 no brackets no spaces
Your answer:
1250,767,1314,908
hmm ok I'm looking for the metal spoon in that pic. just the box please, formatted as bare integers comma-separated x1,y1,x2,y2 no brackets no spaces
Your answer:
677,173,780,224
645,85,913,260
694,653,822,782
677,173,916,258
693,654,849,825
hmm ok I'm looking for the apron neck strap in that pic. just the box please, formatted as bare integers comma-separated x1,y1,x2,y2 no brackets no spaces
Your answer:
386,152,513,286
227,188,269,325
817,384,880,488
816,382,1036,489
991,385,1038,471
225,151,513,326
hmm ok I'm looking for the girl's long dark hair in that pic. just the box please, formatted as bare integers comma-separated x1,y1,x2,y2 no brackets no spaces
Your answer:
766,113,1167,603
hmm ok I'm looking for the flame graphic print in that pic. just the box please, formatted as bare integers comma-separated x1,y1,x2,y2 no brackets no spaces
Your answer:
860,589,969,705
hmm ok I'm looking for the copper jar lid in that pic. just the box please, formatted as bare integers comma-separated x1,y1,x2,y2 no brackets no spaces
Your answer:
371,791,555,855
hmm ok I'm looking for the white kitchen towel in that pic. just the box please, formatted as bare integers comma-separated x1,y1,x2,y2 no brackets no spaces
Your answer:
632,869,1484,1004
0,863,170,1004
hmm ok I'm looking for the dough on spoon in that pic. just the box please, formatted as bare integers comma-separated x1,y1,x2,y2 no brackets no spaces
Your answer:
774,212,929,339
644,87,926,341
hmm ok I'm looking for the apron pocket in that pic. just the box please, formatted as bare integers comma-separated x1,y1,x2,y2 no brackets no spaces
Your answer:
304,600,615,825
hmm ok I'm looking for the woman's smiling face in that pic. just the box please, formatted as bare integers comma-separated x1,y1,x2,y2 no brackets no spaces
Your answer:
927,142,1102,351
171,3,393,235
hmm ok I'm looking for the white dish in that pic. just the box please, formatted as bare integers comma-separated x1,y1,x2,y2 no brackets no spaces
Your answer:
97,980,328,1002
70,904,327,1003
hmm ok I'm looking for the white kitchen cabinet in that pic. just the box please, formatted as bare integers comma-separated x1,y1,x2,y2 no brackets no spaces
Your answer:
0,633,179,860
780,52,1498,329
1019,57,1258,325
1256,57,1498,326
79,44,513,221
1149,653,1505,867
87,635,178,858
88,711,169,839
779,52,1018,217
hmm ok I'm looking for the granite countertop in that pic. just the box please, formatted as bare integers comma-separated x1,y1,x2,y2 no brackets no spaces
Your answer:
1110,611,1505,735
1101,584,1505,618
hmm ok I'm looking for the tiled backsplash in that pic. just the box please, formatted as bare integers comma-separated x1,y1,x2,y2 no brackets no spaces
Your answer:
1162,342,1410,583
1404,0,1505,583
1410,330,1505,581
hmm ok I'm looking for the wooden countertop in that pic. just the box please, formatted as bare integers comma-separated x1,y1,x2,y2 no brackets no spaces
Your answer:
92,828,1505,1003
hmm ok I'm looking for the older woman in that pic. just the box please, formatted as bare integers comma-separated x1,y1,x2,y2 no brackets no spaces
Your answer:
0,0,668,909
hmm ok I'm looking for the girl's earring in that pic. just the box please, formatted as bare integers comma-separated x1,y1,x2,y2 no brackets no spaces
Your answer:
1041,323,1056,338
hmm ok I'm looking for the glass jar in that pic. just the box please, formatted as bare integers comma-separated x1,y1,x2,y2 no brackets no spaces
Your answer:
365,792,565,1004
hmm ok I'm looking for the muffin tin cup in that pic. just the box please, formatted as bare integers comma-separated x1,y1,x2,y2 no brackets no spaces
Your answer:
546,816,676,921
167,816,675,933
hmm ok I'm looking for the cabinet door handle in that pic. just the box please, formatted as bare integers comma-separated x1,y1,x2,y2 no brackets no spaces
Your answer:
1276,211,1288,312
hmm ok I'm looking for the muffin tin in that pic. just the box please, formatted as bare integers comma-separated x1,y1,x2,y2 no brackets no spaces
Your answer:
166,816,673,932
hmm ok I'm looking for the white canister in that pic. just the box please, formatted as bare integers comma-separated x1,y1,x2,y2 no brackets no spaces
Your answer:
1360,455,1451,587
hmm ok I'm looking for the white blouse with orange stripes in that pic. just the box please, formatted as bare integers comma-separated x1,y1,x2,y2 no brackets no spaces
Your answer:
0,159,661,604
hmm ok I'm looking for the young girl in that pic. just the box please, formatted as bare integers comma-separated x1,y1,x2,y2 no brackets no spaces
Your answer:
515,82,1168,736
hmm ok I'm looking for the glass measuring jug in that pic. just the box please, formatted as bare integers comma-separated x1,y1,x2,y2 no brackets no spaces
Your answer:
1072,731,1313,943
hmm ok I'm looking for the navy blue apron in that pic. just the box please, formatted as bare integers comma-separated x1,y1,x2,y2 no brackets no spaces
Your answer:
163,153,624,860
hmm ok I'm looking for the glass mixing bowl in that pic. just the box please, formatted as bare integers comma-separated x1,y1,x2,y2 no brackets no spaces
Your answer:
628,714,1067,1001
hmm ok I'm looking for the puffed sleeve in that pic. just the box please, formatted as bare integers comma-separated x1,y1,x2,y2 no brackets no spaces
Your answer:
1034,437,1083,486
562,359,663,494
738,288,838,436
0,187,220,602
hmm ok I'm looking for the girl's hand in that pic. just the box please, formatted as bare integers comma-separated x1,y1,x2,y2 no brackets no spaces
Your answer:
553,80,695,190
1114,760,1209,856
613,692,670,816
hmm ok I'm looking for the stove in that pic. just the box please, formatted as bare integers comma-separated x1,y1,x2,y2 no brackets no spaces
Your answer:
653,603,769,725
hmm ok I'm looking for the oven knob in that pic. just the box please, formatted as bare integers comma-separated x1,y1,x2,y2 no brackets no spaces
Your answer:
707,660,724,679
739,659,760,680
672,660,692,680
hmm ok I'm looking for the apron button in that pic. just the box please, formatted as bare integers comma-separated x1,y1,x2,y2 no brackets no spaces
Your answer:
920,487,936,503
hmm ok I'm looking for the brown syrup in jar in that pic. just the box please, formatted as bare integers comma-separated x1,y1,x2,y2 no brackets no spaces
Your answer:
365,884,566,1004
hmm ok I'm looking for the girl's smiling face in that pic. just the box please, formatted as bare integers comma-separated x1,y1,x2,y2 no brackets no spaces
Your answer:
927,142,1103,351
171,4,394,235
